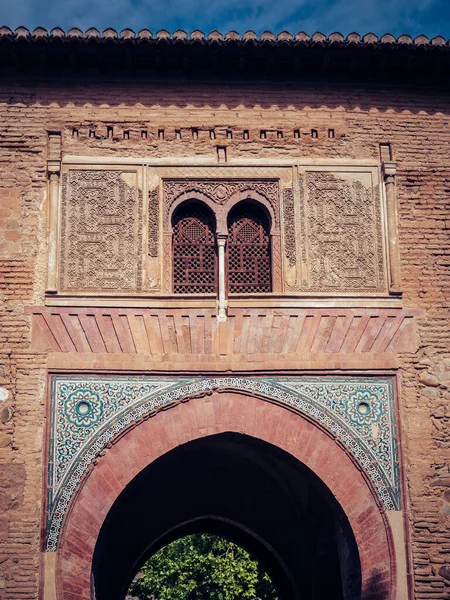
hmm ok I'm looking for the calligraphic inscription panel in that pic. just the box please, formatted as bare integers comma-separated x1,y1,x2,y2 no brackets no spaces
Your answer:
59,169,142,292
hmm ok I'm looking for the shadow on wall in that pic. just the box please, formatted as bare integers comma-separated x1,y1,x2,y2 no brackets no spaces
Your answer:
362,570,391,600
2,79,450,115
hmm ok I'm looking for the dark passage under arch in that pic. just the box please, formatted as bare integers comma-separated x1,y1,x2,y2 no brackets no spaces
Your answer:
92,433,361,600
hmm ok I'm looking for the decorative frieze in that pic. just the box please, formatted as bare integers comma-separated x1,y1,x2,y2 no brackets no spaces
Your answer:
52,163,393,296
45,375,400,551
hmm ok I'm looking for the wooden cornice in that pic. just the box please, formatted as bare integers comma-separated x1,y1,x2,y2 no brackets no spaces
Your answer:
0,27,449,83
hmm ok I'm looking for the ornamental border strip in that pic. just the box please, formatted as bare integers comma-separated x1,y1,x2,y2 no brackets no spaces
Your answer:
46,376,399,551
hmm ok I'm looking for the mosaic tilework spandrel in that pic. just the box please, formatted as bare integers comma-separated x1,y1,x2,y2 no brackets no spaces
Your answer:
46,376,399,551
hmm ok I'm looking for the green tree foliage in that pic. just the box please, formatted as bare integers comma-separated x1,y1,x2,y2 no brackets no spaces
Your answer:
128,533,278,600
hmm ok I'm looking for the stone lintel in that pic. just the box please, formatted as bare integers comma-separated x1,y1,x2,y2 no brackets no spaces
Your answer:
27,305,424,366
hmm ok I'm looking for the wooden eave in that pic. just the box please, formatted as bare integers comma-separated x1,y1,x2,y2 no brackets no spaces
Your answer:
0,27,449,82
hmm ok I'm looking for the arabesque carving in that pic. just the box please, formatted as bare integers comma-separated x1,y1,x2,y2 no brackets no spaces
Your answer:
163,179,280,226
297,171,387,293
271,234,282,292
162,234,172,293
282,188,296,268
60,170,142,292
148,188,160,258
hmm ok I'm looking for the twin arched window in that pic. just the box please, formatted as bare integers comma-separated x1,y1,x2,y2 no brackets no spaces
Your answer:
172,200,271,294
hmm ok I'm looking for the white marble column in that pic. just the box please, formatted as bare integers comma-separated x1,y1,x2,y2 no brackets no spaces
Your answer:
217,234,228,322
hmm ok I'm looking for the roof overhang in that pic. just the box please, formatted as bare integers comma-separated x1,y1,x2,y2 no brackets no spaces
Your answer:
0,26,449,83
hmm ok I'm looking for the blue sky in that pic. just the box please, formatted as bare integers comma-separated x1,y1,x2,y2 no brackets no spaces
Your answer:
1,0,449,39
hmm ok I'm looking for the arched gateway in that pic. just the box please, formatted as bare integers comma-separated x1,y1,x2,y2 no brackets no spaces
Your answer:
3,23,448,600
51,384,396,600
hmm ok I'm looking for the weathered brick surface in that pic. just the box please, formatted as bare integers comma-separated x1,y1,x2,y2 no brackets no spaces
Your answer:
0,78,449,599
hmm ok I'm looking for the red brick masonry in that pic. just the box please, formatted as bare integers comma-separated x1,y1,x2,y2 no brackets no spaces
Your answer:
59,392,395,600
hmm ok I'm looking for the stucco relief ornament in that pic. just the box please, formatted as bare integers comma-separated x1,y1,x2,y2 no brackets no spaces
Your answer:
163,179,280,225
347,390,382,426
215,184,229,203
64,390,103,428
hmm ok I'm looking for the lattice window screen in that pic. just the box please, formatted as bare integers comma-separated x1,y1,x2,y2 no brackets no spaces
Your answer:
172,203,217,294
227,203,272,293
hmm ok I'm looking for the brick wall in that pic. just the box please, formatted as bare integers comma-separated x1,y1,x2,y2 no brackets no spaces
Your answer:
0,78,449,599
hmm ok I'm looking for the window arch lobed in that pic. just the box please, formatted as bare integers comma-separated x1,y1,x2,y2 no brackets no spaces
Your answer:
172,201,217,294
227,201,272,293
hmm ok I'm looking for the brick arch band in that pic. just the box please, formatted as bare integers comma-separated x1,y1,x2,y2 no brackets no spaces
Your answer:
57,391,395,600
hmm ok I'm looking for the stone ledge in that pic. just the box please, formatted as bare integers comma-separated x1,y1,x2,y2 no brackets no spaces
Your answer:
27,306,424,363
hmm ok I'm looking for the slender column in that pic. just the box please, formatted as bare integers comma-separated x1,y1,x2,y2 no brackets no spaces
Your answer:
383,161,402,295
46,167,60,293
217,234,228,322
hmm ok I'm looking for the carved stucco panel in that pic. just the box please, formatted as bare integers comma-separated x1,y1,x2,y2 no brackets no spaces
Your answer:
162,233,172,294
156,166,290,184
271,233,283,292
291,170,388,294
56,165,387,296
148,188,160,259
59,169,143,292
163,179,280,227
282,187,297,289
146,187,161,290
